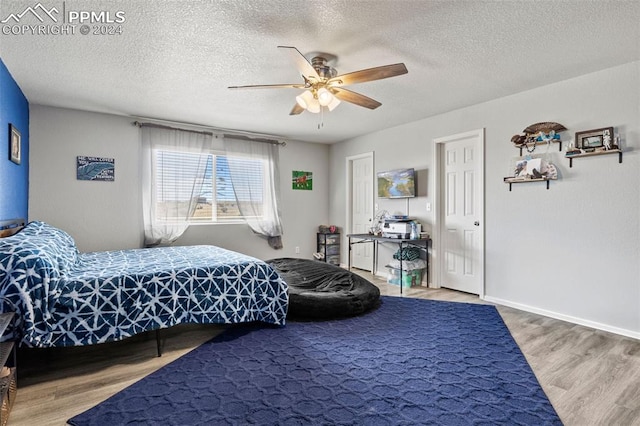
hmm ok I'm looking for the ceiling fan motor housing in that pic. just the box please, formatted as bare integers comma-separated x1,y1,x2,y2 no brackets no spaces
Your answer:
311,57,337,80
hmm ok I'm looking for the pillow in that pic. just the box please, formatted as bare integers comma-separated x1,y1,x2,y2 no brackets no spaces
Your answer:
11,221,78,273
0,233,61,344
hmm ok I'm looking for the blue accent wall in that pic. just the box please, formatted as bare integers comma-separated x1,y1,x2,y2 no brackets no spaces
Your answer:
0,58,29,221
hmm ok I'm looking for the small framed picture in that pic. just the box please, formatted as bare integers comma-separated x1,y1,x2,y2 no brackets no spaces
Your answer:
292,170,313,190
575,127,614,150
9,124,21,165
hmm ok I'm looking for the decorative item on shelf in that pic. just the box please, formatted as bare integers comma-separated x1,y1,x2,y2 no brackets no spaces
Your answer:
573,127,617,151
509,155,557,180
506,122,565,190
511,122,567,154
565,126,623,167
565,140,582,157
503,154,557,191
318,225,339,234
369,210,388,235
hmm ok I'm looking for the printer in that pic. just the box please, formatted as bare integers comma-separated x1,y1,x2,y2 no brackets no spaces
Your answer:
382,218,420,239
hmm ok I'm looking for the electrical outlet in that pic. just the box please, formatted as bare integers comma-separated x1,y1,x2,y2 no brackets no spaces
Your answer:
295,246,300,254
426,202,432,212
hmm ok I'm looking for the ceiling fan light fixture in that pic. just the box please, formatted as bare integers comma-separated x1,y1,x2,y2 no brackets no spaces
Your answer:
326,96,341,111
230,46,408,120
317,87,334,106
307,100,321,113
295,93,308,109
296,90,321,113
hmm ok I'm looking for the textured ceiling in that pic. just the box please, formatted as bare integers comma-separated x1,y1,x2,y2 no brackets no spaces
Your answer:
1,1,639,143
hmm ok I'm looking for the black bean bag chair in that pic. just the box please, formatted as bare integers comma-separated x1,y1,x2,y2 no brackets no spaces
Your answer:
266,258,380,320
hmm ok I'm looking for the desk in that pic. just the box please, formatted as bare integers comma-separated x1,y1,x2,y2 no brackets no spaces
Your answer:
347,234,430,294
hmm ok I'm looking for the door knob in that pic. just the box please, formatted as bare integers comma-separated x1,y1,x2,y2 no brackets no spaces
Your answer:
474,221,480,226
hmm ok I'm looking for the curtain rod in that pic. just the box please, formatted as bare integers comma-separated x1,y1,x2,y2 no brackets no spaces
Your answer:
132,120,286,146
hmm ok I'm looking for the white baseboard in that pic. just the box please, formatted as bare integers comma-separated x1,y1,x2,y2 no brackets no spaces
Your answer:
357,267,637,339
484,296,640,341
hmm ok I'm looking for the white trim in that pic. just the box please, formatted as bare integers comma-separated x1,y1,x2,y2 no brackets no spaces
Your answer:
345,151,374,269
433,129,485,297
485,295,640,340
345,151,375,235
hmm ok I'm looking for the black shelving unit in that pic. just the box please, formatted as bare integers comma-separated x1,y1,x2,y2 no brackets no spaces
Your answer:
317,233,340,265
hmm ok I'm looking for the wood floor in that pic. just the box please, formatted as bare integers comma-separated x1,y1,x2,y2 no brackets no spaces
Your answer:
9,273,640,426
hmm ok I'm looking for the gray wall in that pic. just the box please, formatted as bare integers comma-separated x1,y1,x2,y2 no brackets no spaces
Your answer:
29,105,330,260
329,62,640,338
27,62,640,337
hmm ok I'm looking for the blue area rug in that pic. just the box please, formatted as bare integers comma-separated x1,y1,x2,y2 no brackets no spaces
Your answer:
68,297,561,425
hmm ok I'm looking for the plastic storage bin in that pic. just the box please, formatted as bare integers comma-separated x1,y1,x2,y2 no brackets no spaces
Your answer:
386,267,423,288
316,233,340,265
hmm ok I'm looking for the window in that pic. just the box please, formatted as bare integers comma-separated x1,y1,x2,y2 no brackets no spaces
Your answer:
154,150,265,223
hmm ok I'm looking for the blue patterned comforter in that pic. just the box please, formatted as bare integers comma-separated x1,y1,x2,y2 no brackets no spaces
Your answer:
0,221,288,347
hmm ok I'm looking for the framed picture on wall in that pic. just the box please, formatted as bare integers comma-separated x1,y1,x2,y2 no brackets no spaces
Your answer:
292,170,312,190
77,156,115,181
575,127,614,151
9,124,21,165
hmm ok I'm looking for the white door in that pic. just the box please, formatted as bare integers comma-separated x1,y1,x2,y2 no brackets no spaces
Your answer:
436,130,484,295
349,154,374,271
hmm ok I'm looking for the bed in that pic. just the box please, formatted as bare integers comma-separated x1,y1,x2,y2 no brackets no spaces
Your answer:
0,220,288,349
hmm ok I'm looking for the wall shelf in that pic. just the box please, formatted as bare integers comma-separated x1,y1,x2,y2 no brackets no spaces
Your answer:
565,149,622,167
503,177,555,191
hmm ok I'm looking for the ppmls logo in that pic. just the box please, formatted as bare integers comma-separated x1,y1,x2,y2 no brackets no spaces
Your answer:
1,2,125,36
1,2,59,23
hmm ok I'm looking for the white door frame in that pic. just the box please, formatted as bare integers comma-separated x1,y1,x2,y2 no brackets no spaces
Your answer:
345,151,375,263
432,129,485,298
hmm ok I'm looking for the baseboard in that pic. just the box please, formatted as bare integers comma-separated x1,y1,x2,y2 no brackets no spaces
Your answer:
353,266,638,339
484,296,640,340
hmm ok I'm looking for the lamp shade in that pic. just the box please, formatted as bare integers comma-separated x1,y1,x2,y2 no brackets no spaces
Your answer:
317,88,333,106
296,90,320,113
326,96,341,111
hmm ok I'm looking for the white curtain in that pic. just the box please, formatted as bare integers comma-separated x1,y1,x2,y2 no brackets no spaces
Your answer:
141,126,212,247
223,137,284,249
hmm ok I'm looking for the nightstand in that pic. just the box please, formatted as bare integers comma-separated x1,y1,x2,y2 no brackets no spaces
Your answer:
0,313,17,426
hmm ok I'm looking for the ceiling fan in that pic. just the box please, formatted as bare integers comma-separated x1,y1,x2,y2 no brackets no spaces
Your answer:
228,46,408,115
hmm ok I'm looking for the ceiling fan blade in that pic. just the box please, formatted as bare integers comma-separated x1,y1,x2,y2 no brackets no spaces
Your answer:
331,87,382,110
289,103,305,115
228,83,307,90
277,45,321,81
328,63,408,87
